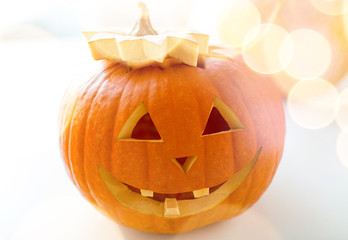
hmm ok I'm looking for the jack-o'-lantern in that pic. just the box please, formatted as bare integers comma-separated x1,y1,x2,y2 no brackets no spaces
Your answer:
59,3,285,234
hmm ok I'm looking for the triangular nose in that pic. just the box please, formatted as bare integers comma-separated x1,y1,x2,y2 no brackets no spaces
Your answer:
171,155,198,174
175,157,188,167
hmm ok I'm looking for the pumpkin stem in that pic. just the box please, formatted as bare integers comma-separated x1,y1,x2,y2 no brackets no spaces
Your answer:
130,2,158,36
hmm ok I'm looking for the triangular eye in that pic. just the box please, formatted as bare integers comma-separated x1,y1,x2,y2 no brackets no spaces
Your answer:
203,107,230,135
117,102,162,141
131,113,161,140
202,97,244,136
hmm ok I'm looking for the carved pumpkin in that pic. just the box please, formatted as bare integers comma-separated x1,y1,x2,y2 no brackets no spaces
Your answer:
59,3,285,234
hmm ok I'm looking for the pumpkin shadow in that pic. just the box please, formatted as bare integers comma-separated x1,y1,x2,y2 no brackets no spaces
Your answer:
117,208,282,240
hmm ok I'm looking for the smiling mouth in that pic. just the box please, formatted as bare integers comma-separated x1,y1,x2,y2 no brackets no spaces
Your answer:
98,147,261,218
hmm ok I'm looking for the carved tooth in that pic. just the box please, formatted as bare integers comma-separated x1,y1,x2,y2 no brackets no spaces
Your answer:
140,189,154,197
193,188,209,198
164,198,180,217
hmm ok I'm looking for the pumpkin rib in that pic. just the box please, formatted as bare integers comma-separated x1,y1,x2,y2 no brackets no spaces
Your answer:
146,67,168,189
140,67,159,190
258,81,284,181
159,67,180,190
188,66,219,188
74,68,122,201
217,58,283,210
110,67,162,191
73,73,108,204
132,69,154,190
67,73,105,199
239,70,282,204
155,66,194,191
59,89,80,184
220,59,260,162
201,66,238,186
193,71,207,188
110,68,137,178
82,63,131,223
196,68,223,188
193,65,236,188
256,84,282,181
146,67,165,187
179,66,207,186
109,67,134,223
164,65,208,189
108,66,133,224
97,63,130,200
205,58,255,172
100,64,131,222
143,68,153,189
60,73,100,186
203,58,263,216
84,72,118,206
224,68,270,207
163,66,179,152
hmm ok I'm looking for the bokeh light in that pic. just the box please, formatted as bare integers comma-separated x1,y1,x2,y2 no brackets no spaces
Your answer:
336,88,348,130
242,24,293,74
310,0,348,15
287,78,339,129
344,2,348,40
283,29,331,80
217,0,261,47
337,129,348,169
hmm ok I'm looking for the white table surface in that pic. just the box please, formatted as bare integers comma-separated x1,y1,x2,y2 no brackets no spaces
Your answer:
0,38,347,240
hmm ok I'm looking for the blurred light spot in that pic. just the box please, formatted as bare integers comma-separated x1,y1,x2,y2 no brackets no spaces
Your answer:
337,130,348,169
336,88,348,130
310,0,348,15
344,2,348,40
242,24,293,74
217,0,261,47
12,196,123,240
284,29,331,80
287,79,339,129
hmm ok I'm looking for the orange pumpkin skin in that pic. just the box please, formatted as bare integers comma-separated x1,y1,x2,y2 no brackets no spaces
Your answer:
59,55,285,233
